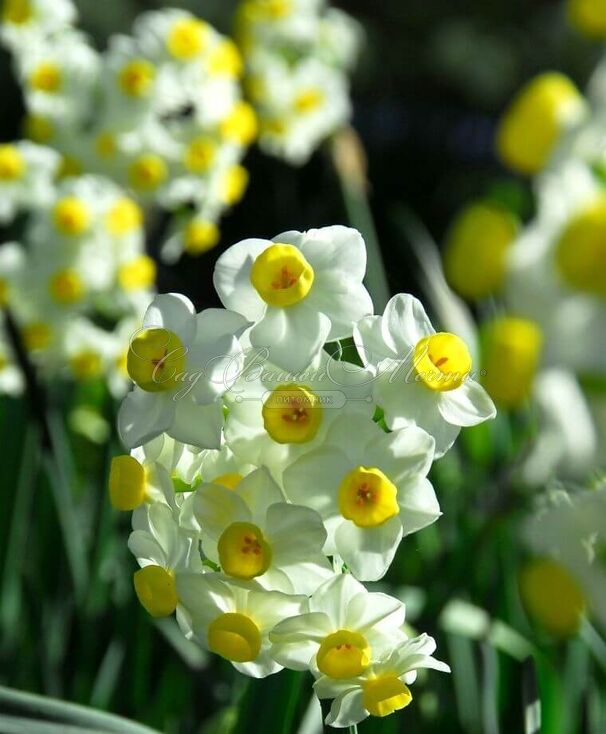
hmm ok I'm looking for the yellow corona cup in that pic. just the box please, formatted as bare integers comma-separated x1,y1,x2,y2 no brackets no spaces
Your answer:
444,202,518,300
496,73,584,175
481,317,542,408
568,0,606,38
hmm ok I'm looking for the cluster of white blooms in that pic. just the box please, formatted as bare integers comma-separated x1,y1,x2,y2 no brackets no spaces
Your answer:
110,225,497,727
1,0,256,261
235,0,361,165
441,45,606,484
0,150,155,394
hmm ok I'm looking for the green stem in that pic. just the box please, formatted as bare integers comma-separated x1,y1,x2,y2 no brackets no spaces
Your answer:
349,725,359,734
330,128,391,312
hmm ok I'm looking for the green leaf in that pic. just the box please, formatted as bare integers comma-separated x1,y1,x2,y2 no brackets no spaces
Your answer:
0,686,162,734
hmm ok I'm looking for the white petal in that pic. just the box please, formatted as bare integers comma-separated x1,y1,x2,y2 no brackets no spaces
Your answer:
438,380,497,427
270,612,332,643
283,446,350,518
128,530,163,566
143,293,196,343
365,424,435,484
235,467,284,522
233,650,283,678
304,271,373,340
325,689,368,728
287,225,368,281
354,314,398,367
249,306,330,372
266,503,327,561
397,477,441,536
269,639,319,671
336,517,404,581
309,574,366,626
193,483,251,540
168,399,223,449
344,591,405,633
195,308,249,342
118,389,175,449
175,572,233,629
213,238,270,321
383,293,435,351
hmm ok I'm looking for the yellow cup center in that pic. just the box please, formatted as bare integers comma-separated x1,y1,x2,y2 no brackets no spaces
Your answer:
217,521,272,580
3,0,32,24
294,88,324,114
118,60,156,97
118,256,156,291
30,62,62,92
126,327,186,392
128,155,167,191
338,466,399,528
109,455,147,511
250,244,314,307
212,472,243,490
106,197,143,236
49,269,85,305
208,612,261,662
52,197,91,236
481,317,543,408
220,101,258,145
555,198,606,296
362,675,412,718
23,322,52,351
70,351,103,381
133,565,177,617
413,332,472,392
0,145,26,181
183,220,220,255
167,18,209,60
316,630,371,679
221,165,249,205
184,136,216,174
262,383,323,444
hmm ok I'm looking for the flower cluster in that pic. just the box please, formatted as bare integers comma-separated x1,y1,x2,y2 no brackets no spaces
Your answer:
0,160,155,394
1,1,256,261
235,0,361,164
439,8,606,485
110,225,497,727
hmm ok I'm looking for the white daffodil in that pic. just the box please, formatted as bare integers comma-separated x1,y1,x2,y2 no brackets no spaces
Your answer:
186,467,333,594
16,30,99,126
314,633,450,727
355,293,496,457
269,573,407,678
521,369,598,486
128,499,203,618
214,226,373,372
505,158,606,375
0,0,77,50
176,572,305,678
0,141,59,223
118,293,247,449
283,414,439,581
224,349,374,483
251,54,352,165
196,443,257,490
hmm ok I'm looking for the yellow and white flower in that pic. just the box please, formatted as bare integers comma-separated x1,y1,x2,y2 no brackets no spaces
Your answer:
355,294,496,457
269,573,407,677
314,633,450,727
224,349,374,482
0,141,59,222
118,294,246,448
187,467,333,594
283,414,438,581
214,226,373,372
176,572,305,678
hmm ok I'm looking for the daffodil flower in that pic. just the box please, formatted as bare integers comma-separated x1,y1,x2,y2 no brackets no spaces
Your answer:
355,293,496,457
186,467,333,594
269,573,407,678
283,414,438,581
118,293,247,448
314,633,450,727
176,572,305,678
214,225,372,372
